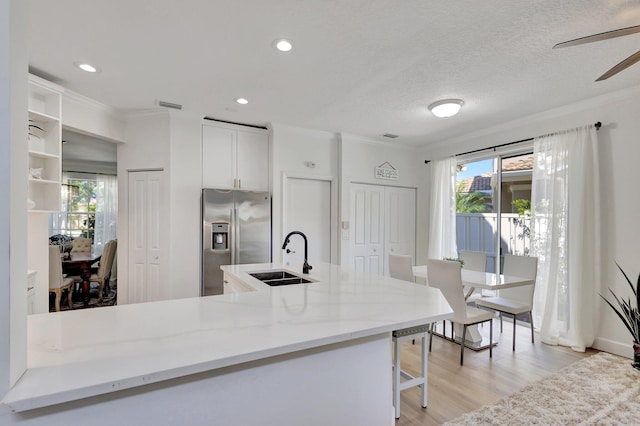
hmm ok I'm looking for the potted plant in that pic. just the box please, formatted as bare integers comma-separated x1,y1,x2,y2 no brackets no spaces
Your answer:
443,257,464,267
601,263,640,370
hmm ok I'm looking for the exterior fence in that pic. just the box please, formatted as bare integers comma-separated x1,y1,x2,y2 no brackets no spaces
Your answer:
456,213,530,273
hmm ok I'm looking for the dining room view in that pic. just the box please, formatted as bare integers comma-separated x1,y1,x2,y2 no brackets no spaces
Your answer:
42,130,118,313
2,1,640,425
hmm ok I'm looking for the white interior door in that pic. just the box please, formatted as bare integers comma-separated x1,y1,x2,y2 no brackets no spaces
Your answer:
350,183,384,274
128,170,164,304
384,186,416,274
283,177,331,266
349,183,416,276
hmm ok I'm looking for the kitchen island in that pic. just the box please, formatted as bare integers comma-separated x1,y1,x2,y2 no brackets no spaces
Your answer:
2,262,452,426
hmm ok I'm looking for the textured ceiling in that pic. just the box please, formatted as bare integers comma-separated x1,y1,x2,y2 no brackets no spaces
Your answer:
28,0,640,146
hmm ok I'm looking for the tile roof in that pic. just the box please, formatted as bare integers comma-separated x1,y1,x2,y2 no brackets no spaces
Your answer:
457,173,492,193
502,154,534,171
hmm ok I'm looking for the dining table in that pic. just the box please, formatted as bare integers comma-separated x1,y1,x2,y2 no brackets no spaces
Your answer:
62,252,101,308
412,265,535,350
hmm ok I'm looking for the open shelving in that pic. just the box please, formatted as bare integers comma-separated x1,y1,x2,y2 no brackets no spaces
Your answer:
28,75,63,213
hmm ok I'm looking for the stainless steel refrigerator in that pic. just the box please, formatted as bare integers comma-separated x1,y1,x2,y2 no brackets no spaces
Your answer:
201,188,271,296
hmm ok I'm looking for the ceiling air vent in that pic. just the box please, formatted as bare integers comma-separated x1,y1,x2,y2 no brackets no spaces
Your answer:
158,100,183,110
383,133,399,139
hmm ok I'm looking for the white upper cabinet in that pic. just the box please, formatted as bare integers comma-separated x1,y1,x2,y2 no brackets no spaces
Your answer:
28,74,63,213
202,123,269,191
202,125,236,189
236,130,269,190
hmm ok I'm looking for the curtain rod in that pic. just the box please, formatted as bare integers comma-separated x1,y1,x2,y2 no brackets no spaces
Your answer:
424,121,601,164
64,170,117,177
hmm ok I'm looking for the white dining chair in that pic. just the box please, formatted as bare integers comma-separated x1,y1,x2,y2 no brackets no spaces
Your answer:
389,253,415,282
475,255,538,351
460,250,488,303
388,253,428,419
427,259,494,365
460,250,487,272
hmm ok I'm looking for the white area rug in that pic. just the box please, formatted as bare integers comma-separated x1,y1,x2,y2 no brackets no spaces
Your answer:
445,352,640,425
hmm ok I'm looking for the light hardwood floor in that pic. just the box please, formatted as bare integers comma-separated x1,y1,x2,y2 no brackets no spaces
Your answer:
395,319,599,425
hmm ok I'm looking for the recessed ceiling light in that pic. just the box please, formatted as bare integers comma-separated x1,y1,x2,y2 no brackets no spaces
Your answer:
428,99,464,118
235,98,249,105
273,39,293,52
75,62,98,73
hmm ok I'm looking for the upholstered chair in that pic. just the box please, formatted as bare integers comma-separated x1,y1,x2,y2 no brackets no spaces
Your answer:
49,246,77,311
89,239,117,302
70,237,92,253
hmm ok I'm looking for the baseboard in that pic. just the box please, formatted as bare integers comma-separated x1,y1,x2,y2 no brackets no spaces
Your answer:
593,336,633,359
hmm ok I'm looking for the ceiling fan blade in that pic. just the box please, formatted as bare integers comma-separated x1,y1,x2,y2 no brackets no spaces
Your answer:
553,24,640,49
596,50,640,81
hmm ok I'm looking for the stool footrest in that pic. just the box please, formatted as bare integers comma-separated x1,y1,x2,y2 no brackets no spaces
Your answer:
392,324,430,338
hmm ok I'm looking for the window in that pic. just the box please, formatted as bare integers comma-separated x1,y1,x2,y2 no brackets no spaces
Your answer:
456,151,533,273
51,177,97,238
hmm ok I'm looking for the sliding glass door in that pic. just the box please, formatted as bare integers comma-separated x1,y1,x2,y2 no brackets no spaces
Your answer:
456,152,532,273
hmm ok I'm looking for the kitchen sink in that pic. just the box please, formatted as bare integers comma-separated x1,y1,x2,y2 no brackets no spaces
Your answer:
249,271,298,281
249,270,314,286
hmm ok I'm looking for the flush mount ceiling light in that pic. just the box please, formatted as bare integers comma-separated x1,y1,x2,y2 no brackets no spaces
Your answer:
74,62,98,73
428,98,464,118
273,39,293,52
235,98,249,105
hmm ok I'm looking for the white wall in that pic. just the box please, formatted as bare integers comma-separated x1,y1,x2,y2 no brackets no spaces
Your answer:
117,109,203,303
168,111,202,298
339,133,425,266
118,111,171,304
62,90,126,143
1,0,28,395
420,85,640,357
270,123,339,263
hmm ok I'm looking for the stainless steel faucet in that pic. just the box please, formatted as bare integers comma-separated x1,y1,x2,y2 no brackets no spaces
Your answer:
282,231,313,274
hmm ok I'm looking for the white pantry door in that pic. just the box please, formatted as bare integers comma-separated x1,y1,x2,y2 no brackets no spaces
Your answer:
350,184,385,274
383,186,416,273
283,177,331,265
128,170,164,304
350,183,416,276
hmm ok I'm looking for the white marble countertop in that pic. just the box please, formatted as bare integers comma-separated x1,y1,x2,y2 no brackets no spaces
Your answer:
3,262,452,412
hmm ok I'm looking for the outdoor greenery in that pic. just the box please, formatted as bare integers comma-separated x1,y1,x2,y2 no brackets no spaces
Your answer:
512,198,531,245
456,183,490,213
57,179,97,238
512,199,531,216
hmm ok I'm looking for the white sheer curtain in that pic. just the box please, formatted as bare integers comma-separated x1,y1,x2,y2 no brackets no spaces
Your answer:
531,125,599,352
93,174,118,256
427,157,458,260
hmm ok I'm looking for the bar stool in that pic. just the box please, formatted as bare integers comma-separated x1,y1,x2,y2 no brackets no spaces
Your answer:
389,253,429,419
392,324,429,419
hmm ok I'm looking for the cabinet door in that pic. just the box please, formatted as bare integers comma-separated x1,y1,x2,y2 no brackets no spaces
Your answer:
202,125,236,189
236,130,268,191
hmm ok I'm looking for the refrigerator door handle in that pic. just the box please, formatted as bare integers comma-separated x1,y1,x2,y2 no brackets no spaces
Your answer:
234,207,240,262
230,208,235,265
